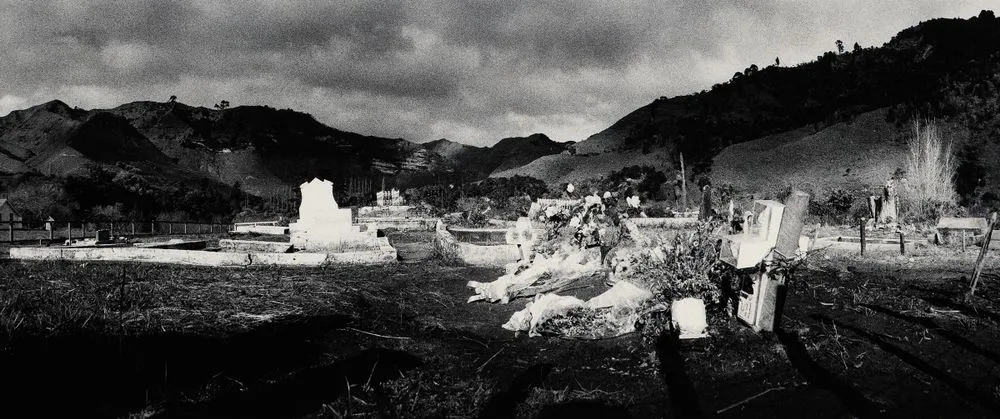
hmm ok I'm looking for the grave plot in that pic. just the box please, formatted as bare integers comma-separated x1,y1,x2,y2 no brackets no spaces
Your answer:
7,178,397,266
466,188,813,342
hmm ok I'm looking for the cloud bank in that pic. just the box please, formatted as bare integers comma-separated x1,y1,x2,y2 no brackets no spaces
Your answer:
0,1,994,145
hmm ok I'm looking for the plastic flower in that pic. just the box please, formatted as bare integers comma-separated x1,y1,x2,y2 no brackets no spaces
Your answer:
584,194,602,206
569,215,581,227
603,191,611,199
545,206,558,218
626,195,641,208
566,183,575,193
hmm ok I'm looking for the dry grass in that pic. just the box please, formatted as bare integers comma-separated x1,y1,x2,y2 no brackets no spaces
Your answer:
0,260,384,340
711,109,905,197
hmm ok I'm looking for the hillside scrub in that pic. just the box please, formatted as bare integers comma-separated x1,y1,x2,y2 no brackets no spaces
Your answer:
406,175,547,216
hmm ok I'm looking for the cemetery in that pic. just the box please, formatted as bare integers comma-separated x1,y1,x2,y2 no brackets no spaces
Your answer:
3,174,1000,418
6,178,398,267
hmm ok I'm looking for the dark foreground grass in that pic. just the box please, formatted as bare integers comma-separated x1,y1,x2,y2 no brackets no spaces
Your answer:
0,259,661,418
3,249,1000,418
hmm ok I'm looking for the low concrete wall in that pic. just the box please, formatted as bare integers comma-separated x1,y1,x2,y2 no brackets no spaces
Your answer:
133,239,210,250
355,217,438,231
232,225,289,235
219,239,293,253
11,247,253,266
10,244,397,266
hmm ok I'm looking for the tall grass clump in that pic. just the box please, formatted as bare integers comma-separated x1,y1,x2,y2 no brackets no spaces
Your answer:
899,120,957,222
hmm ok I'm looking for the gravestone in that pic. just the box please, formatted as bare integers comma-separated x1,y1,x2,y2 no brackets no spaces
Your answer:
289,178,380,252
95,229,111,244
721,192,810,332
699,184,713,221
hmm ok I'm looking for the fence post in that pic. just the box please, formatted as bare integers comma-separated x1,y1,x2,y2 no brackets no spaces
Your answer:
131,222,136,237
110,221,115,238
184,223,188,235
168,222,172,235
67,222,72,243
49,225,54,241
7,221,12,243
151,220,156,235
899,231,905,255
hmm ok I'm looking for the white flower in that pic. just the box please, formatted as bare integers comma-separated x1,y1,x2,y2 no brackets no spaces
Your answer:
603,191,611,199
626,195,641,208
566,183,575,193
584,194,601,206
569,215,581,227
545,206,558,218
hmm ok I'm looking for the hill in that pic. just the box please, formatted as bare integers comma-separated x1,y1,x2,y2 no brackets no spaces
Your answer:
425,133,569,179
497,10,1000,205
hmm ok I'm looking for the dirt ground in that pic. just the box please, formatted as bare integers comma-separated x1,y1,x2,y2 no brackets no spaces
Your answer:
1,231,1000,418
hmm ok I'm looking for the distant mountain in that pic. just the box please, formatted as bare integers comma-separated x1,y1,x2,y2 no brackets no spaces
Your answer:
0,99,571,200
424,133,569,178
496,10,1000,203
0,100,191,179
0,101,467,196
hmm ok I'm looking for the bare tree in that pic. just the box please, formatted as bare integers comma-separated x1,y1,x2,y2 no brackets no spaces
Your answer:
899,120,957,219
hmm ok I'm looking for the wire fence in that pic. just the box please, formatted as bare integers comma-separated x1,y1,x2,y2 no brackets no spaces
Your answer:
1,220,233,245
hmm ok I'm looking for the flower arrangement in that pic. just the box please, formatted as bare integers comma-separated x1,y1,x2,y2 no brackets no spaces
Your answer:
535,182,643,256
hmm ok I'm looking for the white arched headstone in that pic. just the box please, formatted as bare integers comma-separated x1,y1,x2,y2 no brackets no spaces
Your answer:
298,178,339,225
290,178,377,252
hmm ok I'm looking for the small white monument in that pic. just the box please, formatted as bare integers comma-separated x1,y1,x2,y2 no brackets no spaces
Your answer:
289,178,381,252
376,188,404,207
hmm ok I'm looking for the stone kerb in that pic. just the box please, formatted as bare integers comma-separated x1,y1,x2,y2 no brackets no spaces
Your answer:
435,221,521,267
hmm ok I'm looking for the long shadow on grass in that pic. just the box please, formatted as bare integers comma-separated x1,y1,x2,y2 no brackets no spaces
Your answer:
478,363,554,419
160,348,421,418
774,328,877,418
535,400,635,419
812,314,1000,416
920,296,1000,325
656,332,709,418
860,304,1000,363
1,314,350,418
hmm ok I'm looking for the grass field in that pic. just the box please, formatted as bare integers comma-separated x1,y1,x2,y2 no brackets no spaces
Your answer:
2,231,1000,418
711,108,908,198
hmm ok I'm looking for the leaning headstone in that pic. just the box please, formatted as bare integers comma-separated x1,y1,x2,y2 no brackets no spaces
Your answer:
756,190,809,332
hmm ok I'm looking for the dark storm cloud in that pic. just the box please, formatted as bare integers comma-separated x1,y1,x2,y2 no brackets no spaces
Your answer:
1,1,995,145
429,1,658,70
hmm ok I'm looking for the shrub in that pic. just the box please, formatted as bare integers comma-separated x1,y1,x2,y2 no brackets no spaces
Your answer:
453,197,491,227
617,221,732,340
626,221,727,307
406,184,460,214
897,120,957,222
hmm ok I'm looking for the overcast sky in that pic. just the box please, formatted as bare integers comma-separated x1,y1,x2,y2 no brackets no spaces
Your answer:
0,1,995,146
